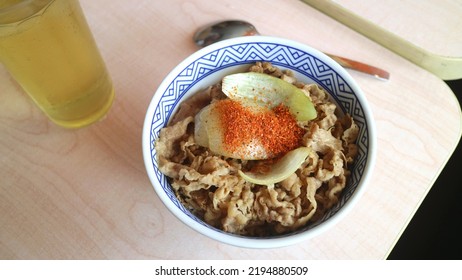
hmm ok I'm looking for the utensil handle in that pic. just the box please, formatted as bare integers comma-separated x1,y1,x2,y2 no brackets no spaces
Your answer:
326,53,390,81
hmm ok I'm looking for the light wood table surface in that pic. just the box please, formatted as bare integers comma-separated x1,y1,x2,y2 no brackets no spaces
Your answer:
1,0,461,259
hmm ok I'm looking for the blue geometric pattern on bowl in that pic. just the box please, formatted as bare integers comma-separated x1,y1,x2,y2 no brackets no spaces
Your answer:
148,41,369,237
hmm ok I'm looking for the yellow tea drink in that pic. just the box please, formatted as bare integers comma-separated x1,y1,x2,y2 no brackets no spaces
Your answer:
0,0,114,128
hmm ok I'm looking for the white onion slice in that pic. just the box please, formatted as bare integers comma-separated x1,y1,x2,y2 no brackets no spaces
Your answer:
222,72,317,121
194,102,270,159
238,147,311,185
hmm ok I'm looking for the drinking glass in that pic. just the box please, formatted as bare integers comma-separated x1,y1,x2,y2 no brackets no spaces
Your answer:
0,0,114,128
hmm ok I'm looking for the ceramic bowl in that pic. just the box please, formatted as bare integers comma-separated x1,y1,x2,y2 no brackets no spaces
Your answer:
142,36,376,248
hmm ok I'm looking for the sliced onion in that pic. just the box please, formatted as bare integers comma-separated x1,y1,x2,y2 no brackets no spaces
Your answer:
222,72,317,121
193,104,211,147
194,101,269,159
238,147,311,185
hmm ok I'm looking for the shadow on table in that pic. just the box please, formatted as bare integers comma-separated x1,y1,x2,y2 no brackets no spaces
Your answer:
388,79,462,260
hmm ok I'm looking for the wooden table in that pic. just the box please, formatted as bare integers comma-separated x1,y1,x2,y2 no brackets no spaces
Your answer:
1,0,461,259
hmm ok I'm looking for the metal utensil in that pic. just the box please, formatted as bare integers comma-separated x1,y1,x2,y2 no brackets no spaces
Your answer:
193,20,390,80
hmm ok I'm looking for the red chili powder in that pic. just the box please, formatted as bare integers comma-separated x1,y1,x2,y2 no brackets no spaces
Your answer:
216,99,305,159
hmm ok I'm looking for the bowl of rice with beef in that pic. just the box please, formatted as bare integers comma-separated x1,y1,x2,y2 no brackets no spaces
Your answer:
142,36,376,248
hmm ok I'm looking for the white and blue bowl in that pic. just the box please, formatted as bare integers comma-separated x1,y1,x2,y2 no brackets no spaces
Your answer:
142,36,376,248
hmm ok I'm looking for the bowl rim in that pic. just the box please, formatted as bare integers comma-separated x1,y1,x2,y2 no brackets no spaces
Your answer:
142,35,377,249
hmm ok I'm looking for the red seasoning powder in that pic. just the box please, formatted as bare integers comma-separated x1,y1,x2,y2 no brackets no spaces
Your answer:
216,99,305,159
